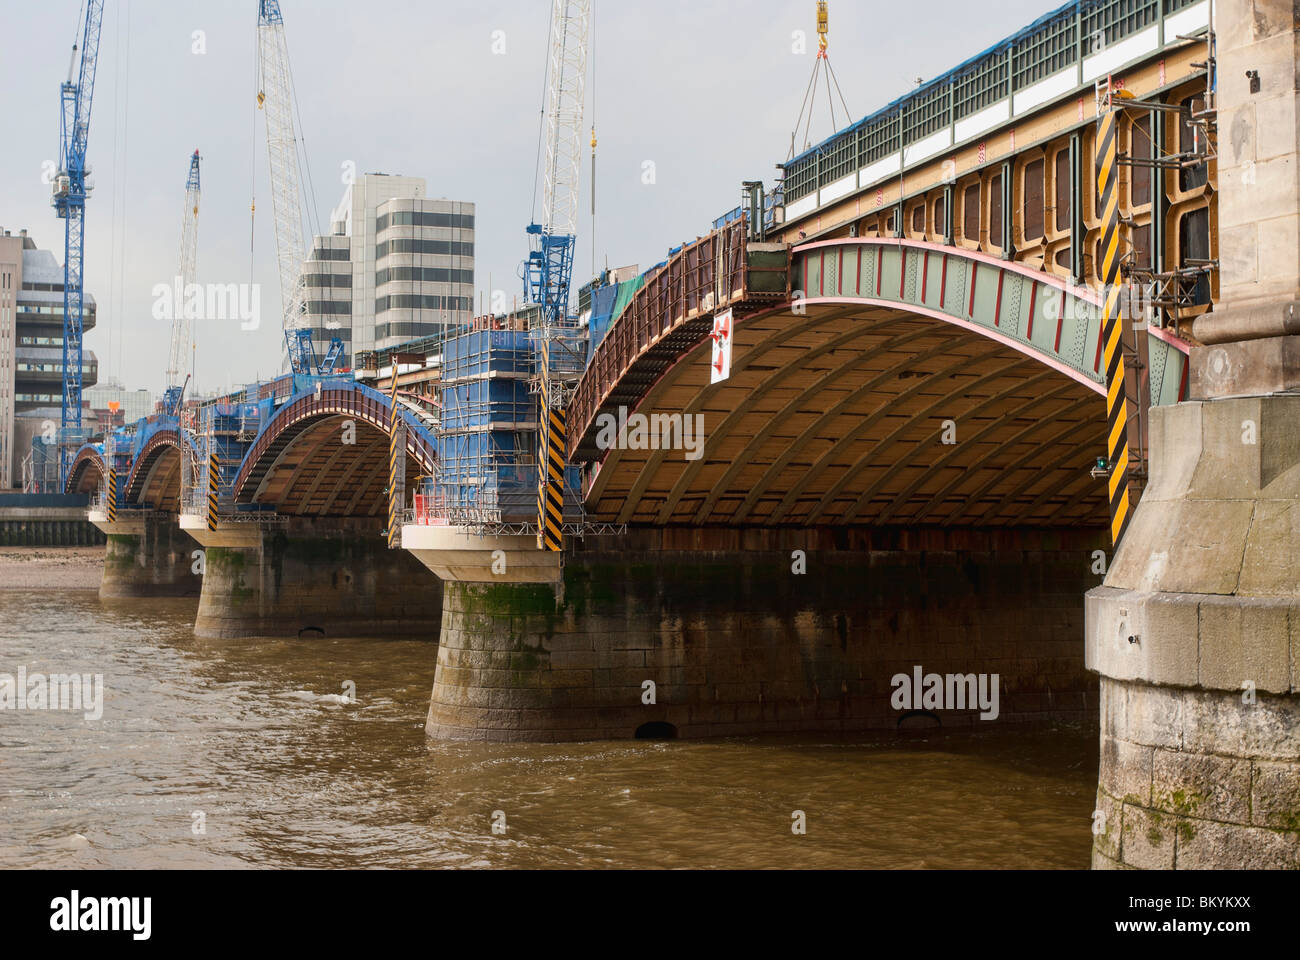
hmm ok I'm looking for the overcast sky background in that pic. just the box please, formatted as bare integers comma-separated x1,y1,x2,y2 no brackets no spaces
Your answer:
0,0,1052,397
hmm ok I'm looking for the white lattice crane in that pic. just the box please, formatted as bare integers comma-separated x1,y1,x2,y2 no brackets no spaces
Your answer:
163,150,201,416
256,0,309,356
527,0,591,553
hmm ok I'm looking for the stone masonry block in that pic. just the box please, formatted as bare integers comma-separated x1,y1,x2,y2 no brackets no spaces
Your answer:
1100,736,1154,805
1120,803,1176,870
1250,759,1300,830
1085,586,1199,686
1198,595,1290,693
1151,747,1252,824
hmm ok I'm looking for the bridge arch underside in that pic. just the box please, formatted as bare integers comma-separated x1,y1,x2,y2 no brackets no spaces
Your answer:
233,413,423,517
584,301,1112,527
125,436,184,513
66,450,104,496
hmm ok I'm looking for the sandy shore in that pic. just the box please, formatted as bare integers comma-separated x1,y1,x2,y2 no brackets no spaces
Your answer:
0,547,104,590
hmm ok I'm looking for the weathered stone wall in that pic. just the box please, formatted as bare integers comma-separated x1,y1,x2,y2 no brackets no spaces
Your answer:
1087,398,1300,869
100,515,201,599
1092,678,1300,869
426,528,1105,741
194,517,442,640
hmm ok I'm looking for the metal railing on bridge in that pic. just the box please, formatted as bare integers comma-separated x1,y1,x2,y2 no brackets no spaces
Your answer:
568,216,788,461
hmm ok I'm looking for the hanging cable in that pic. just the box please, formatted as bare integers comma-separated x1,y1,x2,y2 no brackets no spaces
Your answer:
786,2,855,159
826,58,852,124
788,61,819,160
250,23,258,295
590,0,597,278
115,0,132,388
284,36,322,242
530,4,556,225
104,0,121,386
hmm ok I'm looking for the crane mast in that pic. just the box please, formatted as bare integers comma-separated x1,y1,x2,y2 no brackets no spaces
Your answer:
52,0,105,488
527,0,591,553
164,150,201,416
525,0,590,333
256,0,309,348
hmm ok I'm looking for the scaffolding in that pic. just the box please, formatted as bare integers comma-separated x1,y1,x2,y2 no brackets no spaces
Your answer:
21,440,60,494
406,327,597,535
181,401,260,517
422,330,539,527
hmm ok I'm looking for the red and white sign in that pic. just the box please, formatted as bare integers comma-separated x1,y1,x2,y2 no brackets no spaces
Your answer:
710,309,734,384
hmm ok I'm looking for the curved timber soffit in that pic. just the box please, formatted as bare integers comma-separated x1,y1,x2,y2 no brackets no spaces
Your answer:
580,237,1190,520
580,236,1190,464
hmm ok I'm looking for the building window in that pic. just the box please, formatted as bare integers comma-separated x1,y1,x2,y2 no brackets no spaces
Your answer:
1022,158,1044,242
375,295,472,314
1054,149,1071,233
1132,223,1152,270
1179,97,1208,192
375,211,475,232
304,301,351,315
1179,207,1211,305
302,273,352,288
962,184,980,243
374,267,474,286
1131,114,1151,206
375,239,474,259
989,173,1003,249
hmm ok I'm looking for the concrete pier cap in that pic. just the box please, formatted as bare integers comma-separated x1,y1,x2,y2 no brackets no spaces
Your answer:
178,512,264,549
401,524,562,584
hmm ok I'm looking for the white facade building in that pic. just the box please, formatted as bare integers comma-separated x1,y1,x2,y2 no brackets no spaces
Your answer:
301,174,474,366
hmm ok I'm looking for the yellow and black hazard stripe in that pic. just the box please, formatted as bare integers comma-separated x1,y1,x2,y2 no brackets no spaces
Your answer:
106,467,117,522
387,403,402,549
206,452,219,532
1096,107,1132,546
538,404,566,552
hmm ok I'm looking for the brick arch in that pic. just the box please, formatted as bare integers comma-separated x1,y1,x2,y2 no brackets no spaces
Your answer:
232,386,436,517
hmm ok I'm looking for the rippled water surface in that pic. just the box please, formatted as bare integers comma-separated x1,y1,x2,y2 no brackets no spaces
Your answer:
0,590,1097,868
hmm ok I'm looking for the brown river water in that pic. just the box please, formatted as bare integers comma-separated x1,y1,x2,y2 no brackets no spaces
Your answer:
0,589,1097,869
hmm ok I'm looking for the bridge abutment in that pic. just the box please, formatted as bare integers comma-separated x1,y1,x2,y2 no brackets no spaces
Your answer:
425,530,1103,741
94,512,201,599
1086,0,1300,869
1087,398,1300,869
190,517,441,640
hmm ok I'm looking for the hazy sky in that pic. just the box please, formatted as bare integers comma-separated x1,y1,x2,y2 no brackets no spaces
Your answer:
0,0,1053,397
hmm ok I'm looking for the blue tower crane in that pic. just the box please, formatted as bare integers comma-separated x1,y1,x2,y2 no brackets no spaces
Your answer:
52,0,106,488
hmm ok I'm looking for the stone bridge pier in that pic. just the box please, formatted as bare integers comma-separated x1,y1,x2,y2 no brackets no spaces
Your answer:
1086,0,1300,870
406,527,1106,741
92,510,202,599
183,516,442,640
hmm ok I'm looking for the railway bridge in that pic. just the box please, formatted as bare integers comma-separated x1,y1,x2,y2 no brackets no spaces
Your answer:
71,381,443,637
67,0,1300,868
